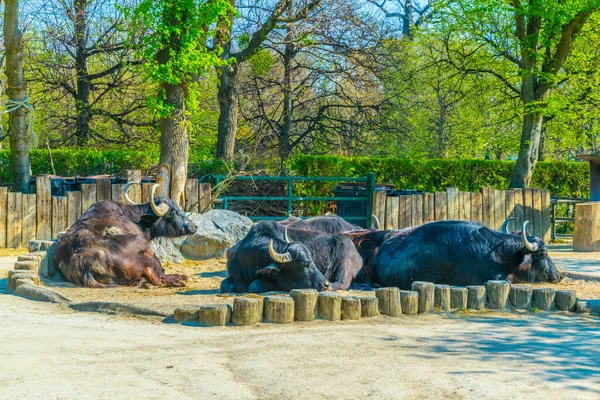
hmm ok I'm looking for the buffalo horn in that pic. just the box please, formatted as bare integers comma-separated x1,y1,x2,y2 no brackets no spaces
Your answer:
522,221,539,252
123,182,139,205
149,184,170,217
501,217,517,233
268,239,292,264
284,227,291,243
371,214,380,230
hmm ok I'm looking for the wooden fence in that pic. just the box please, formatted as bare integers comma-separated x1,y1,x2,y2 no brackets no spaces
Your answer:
372,187,551,242
0,173,212,249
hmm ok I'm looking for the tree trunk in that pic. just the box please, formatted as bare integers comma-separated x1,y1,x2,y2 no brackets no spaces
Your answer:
216,63,238,161
74,0,91,145
280,9,296,163
509,112,544,188
4,0,32,193
403,0,414,38
538,115,550,161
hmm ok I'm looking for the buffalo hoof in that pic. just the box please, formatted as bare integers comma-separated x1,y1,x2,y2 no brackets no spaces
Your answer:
220,278,235,293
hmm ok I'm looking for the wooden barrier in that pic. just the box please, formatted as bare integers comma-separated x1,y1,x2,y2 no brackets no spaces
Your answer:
373,187,551,242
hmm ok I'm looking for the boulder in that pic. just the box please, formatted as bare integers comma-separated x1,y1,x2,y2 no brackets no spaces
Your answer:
149,236,187,264
180,210,253,260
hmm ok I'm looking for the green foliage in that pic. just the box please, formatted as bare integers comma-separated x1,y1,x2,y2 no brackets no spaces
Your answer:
290,155,590,197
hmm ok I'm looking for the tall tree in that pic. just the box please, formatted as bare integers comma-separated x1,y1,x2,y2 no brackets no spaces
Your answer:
213,0,320,161
4,0,32,192
132,0,233,203
368,0,435,38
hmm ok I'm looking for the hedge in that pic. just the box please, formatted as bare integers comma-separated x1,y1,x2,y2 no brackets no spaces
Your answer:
0,149,229,186
289,155,590,198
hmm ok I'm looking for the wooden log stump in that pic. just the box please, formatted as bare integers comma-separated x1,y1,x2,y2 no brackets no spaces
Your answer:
411,281,434,313
174,307,200,322
14,261,38,272
15,278,35,288
486,280,510,310
290,289,318,322
434,284,451,311
317,292,342,321
450,287,468,310
509,285,532,310
264,296,295,324
9,271,40,290
399,290,418,315
17,255,41,268
375,287,402,317
232,298,263,326
573,202,600,251
360,297,380,317
467,286,486,310
556,290,576,311
341,296,361,320
533,288,555,311
199,304,231,326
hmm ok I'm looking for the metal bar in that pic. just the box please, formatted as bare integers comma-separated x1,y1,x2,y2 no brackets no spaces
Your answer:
366,173,376,228
287,178,293,217
248,216,366,222
552,202,556,242
220,175,367,182
216,196,366,202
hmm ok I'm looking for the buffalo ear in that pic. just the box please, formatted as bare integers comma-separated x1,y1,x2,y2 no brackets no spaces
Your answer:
139,213,159,230
518,254,533,272
257,264,280,279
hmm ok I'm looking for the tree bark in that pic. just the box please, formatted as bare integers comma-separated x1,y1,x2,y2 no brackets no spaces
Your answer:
280,3,297,163
74,0,91,145
509,111,544,188
403,0,414,38
4,0,32,193
216,63,238,162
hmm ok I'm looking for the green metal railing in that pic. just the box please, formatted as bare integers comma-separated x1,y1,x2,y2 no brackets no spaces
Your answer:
206,173,376,227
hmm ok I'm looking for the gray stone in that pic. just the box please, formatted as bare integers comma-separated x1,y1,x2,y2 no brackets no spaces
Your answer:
149,236,186,264
40,244,61,281
180,210,253,260
576,300,600,314
14,284,72,304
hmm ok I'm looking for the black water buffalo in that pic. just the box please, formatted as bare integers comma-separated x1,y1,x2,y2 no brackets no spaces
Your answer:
279,214,379,234
368,220,562,289
221,220,363,293
53,184,197,287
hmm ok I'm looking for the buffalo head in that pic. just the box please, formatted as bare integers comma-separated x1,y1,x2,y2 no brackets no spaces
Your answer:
510,221,562,284
255,228,330,292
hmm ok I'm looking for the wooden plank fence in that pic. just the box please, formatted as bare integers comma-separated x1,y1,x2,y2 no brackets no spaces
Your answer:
372,187,552,243
0,171,213,249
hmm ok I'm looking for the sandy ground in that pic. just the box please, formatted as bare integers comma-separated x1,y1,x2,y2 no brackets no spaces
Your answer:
1,295,599,399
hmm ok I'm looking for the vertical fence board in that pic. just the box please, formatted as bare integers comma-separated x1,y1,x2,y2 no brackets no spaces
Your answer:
185,179,199,213
513,189,524,229
385,196,399,229
126,170,142,203
198,183,211,213
482,187,494,228
494,190,506,230
111,184,125,203
372,191,387,228
446,188,459,220
21,194,37,248
52,196,68,239
434,192,447,221
96,179,111,201
398,196,409,228
36,176,52,240
67,191,82,227
459,192,471,221
471,192,482,223
505,190,516,221
423,193,434,223
81,184,97,214
533,189,543,238
542,190,551,242
0,187,7,248
412,194,423,226
7,193,22,248
523,189,534,233
142,183,152,203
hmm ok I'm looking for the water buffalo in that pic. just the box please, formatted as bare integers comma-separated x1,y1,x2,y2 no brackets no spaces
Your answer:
278,214,379,234
53,184,197,287
221,220,363,293
369,220,562,289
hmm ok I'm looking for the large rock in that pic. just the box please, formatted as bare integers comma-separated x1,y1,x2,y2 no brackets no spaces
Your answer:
180,210,253,260
149,236,187,264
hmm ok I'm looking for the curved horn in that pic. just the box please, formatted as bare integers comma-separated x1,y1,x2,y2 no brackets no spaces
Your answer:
501,217,517,234
371,214,380,230
268,239,292,263
284,227,291,243
149,184,170,217
522,221,539,252
123,182,139,205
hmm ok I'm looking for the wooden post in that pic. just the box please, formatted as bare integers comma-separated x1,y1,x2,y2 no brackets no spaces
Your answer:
51,196,68,239
411,281,434,313
486,280,510,310
111,183,125,203
290,289,318,321
372,191,387,230
471,192,482,223
66,191,82,227
482,187,494,228
317,292,342,321
434,192,447,221
375,287,402,317
411,194,423,226
174,307,200,322
573,203,600,251
451,287,468,309
263,296,295,324
126,170,142,203
467,285,486,310
523,189,534,229
81,184,96,214
398,195,409,228
36,176,52,240
231,297,263,326
96,178,111,201
532,189,543,238
341,296,361,320
198,304,231,326
542,190,551,243
509,285,532,310
459,192,471,221
505,190,515,220
21,193,36,248
434,284,451,311
7,192,22,248
385,196,399,229
0,187,8,248
423,193,434,223
555,290,576,311
360,297,379,317
399,290,418,315
198,183,211,213
533,288,555,311
142,182,152,203
446,188,459,220
513,189,524,228
185,179,199,213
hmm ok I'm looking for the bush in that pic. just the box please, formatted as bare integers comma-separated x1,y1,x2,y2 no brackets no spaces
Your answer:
289,155,590,197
